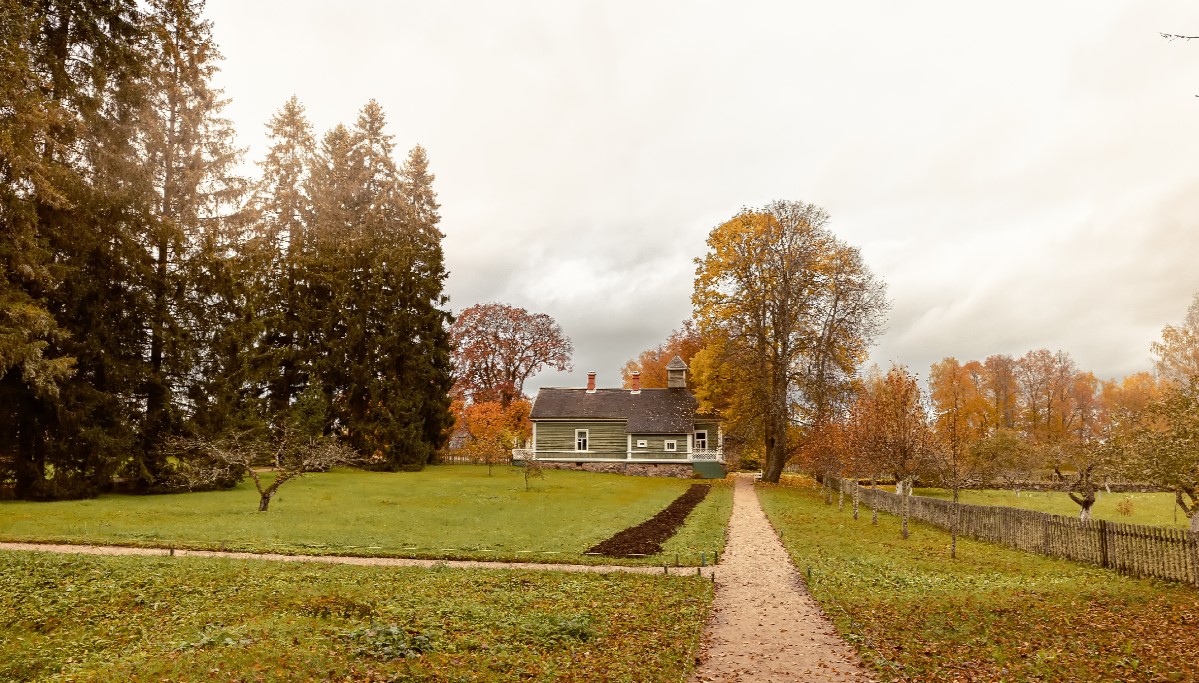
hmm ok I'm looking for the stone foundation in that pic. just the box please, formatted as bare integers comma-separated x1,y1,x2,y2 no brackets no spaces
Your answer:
537,461,694,478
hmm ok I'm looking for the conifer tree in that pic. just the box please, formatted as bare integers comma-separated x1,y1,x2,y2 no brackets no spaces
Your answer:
304,103,453,469
132,0,244,486
4,0,149,498
0,1,78,493
245,97,316,422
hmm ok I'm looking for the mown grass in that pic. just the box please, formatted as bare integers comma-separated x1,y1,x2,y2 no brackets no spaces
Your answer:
914,487,1191,527
0,550,712,682
758,481,1199,683
0,465,731,566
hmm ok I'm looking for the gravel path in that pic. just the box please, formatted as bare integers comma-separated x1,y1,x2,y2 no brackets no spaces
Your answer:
690,475,876,682
0,541,712,577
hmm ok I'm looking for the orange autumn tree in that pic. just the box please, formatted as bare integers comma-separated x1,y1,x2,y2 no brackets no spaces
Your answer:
929,357,993,557
848,364,938,539
620,321,703,389
1099,372,1163,439
456,399,532,474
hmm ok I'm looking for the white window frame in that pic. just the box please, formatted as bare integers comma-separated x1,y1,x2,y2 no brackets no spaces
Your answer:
636,439,648,448
664,439,677,452
694,430,708,450
575,429,589,452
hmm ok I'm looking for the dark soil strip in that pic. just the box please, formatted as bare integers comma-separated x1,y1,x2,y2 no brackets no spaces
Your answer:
586,484,711,557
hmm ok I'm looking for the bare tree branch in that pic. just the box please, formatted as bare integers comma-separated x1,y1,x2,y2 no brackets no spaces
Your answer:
166,426,366,511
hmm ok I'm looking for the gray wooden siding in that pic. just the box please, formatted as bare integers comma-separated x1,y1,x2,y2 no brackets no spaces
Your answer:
694,422,720,446
629,434,690,460
536,421,626,454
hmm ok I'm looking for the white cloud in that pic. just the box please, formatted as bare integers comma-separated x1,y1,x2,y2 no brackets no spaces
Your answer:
206,0,1199,392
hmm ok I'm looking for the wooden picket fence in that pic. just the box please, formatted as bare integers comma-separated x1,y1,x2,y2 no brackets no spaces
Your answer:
436,452,512,466
842,479,1199,587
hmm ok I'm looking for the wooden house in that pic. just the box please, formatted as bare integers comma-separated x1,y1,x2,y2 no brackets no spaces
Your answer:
513,357,724,478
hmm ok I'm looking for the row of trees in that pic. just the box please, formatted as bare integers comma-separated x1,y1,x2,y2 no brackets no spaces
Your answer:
1,0,453,499
620,199,1198,535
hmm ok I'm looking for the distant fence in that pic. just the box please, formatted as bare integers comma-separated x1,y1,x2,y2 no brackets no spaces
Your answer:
436,452,512,466
842,479,1199,587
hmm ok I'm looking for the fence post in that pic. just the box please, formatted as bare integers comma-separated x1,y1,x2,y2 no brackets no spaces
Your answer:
1191,530,1199,588
1098,519,1109,569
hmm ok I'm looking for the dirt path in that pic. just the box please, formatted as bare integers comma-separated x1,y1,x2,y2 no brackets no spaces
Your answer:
0,541,712,577
690,475,876,682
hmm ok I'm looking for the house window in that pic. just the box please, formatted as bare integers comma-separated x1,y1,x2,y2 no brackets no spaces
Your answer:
636,439,647,448
575,429,589,451
664,440,677,452
695,430,708,450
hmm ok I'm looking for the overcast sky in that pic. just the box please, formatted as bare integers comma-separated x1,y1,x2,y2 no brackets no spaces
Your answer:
206,1,1199,392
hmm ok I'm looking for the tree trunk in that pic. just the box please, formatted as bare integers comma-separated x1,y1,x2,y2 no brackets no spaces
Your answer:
852,481,860,520
901,477,911,540
13,407,40,498
762,435,786,482
838,478,844,511
760,371,789,483
259,493,272,512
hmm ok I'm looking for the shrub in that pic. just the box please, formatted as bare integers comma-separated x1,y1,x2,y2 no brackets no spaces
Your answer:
1116,496,1135,516
340,625,435,660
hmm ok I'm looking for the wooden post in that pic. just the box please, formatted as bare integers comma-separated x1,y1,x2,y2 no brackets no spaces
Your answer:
1190,530,1199,587
1098,520,1109,569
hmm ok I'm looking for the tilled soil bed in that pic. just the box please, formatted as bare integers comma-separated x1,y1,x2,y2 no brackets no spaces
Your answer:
587,484,710,556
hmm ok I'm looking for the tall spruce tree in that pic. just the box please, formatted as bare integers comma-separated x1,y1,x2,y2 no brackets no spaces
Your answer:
132,0,244,486
4,0,149,498
0,1,78,494
233,96,317,431
305,103,452,469
397,144,454,463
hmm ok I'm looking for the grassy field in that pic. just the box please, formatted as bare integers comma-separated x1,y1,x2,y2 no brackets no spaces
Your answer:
0,465,731,566
759,481,1199,683
913,487,1191,527
0,550,712,682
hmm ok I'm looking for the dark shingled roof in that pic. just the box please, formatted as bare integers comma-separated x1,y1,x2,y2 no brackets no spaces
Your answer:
530,387,702,434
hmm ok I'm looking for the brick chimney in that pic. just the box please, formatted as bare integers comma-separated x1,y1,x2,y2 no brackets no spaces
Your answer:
631,371,641,393
586,371,596,392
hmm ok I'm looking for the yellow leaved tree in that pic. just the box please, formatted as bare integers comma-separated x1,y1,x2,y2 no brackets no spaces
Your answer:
691,200,887,483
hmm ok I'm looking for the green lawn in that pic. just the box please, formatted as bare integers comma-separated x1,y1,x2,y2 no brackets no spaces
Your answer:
0,550,712,682
758,481,1199,683
913,487,1190,527
0,465,731,566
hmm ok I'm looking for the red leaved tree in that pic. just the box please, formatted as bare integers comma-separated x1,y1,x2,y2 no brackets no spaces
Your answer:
450,303,572,408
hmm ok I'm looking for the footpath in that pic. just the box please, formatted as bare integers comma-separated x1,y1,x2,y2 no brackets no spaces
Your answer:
689,475,876,682
0,541,706,576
